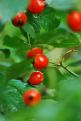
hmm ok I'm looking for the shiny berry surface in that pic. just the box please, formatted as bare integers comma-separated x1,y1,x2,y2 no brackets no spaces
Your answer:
23,89,41,106
67,11,81,32
33,54,49,70
27,47,43,58
28,0,45,14
29,71,44,85
12,12,27,27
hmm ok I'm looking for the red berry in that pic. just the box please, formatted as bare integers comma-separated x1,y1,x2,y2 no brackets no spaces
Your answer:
28,0,45,14
23,89,41,106
33,54,49,70
67,11,81,32
12,12,27,27
29,71,44,85
27,47,43,58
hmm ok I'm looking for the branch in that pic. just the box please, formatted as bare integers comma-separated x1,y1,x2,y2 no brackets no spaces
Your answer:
49,62,80,78
61,64,79,78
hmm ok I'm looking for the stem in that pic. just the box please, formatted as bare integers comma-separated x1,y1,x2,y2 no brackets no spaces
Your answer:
49,62,60,66
49,62,79,78
62,49,81,62
20,28,28,44
26,32,32,48
20,28,32,48
61,65,79,78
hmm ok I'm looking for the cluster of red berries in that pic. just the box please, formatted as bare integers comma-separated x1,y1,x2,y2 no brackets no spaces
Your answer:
23,47,49,106
12,0,47,107
27,47,49,70
11,0,81,107
12,0,46,27
12,0,81,33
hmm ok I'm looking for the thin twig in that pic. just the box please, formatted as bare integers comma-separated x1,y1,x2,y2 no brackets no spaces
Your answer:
61,65,79,78
49,62,79,78
26,32,32,48
20,28,32,48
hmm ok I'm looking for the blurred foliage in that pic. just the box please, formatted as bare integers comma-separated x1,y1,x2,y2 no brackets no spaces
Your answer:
8,78,81,121
0,0,81,121
0,0,29,22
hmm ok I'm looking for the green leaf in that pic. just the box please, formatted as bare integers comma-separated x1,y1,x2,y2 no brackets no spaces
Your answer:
3,22,22,38
3,36,28,49
23,24,36,38
0,61,12,86
0,73,6,86
27,11,41,32
34,28,80,48
39,7,60,31
8,79,27,94
6,60,32,81
9,100,57,121
0,49,10,58
0,86,23,113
